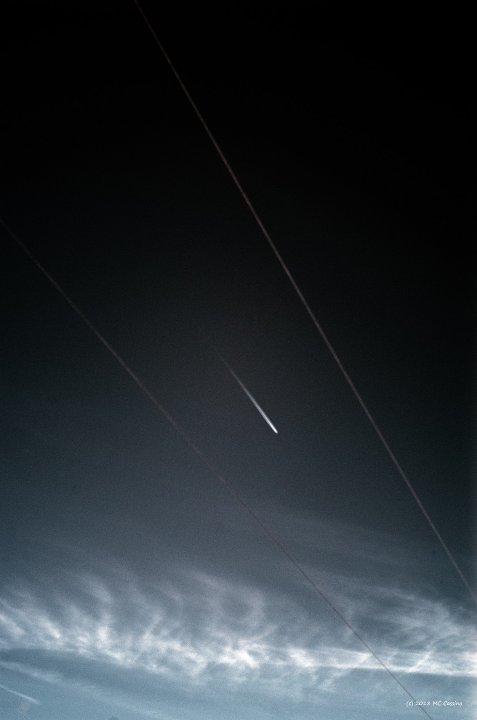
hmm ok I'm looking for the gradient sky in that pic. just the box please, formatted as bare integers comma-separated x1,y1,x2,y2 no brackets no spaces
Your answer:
1,3,476,719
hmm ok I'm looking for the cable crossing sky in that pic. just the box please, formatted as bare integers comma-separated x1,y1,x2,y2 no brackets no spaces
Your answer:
2,214,434,718
130,0,477,611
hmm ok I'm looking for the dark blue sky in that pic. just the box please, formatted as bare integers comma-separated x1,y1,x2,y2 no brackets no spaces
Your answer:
1,3,475,719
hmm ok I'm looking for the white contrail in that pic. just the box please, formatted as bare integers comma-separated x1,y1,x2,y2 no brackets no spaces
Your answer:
0,682,40,705
220,356,278,434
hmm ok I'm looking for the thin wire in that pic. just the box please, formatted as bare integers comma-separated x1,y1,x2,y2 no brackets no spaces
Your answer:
3,216,432,717
131,0,477,609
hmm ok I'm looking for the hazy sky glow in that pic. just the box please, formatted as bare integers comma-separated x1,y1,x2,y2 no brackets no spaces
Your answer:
1,2,475,719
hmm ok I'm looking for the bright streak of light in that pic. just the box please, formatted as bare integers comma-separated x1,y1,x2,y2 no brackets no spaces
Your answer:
220,356,278,434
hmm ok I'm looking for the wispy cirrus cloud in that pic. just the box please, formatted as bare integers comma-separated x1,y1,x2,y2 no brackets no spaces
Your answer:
0,562,475,702
1,508,475,720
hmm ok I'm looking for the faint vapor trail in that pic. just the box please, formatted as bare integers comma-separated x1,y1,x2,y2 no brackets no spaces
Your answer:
220,356,278,434
0,683,40,705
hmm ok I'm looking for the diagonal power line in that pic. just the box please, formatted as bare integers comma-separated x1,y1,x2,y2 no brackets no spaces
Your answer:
3,215,433,717
131,0,477,609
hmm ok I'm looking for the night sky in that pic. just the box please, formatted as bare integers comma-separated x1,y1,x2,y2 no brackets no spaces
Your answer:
1,3,476,719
